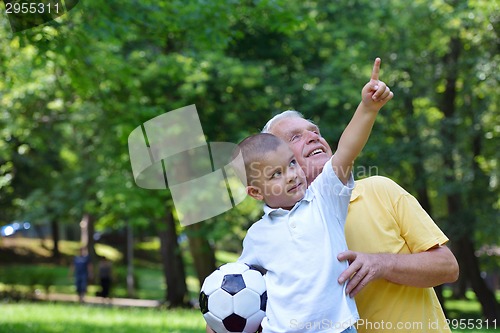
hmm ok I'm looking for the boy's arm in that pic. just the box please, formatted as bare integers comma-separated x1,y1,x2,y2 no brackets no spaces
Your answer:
331,58,393,184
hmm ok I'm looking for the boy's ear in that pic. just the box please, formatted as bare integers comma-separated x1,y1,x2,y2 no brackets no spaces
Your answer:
247,185,264,201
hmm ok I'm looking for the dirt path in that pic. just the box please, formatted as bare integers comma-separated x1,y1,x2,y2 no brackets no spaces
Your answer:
34,292,162,308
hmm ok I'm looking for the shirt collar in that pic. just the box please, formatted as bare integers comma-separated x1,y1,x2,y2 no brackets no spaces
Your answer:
263,190,314,217
350,181,361,202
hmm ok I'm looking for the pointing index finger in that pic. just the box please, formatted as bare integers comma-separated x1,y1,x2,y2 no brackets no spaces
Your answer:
371,57,381,81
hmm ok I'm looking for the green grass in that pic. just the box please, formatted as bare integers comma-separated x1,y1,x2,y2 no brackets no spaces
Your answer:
0,302,206,333
445,289,500,320
446,290,484,320
1,302,498,333
1,238,498,332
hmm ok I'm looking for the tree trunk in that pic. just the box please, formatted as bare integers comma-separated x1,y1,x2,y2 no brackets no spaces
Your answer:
126,219,136,298
450,241,468,299
50,219,61,263
161,134,216,294
87,214,96,260
403,88,449,316
80,213,97,283
159,209,188,307
459,237,500,321
464,99,500,320
185,223,217,288
34,224,46,249
439,35,499,320
438,36,471,306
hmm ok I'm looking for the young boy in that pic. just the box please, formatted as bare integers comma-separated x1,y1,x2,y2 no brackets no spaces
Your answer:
207,58,392,333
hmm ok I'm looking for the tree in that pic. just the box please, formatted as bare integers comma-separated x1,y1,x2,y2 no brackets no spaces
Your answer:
1,0,497,318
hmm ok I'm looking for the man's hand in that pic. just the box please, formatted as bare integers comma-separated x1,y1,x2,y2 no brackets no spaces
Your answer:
338,246,459,297
337,250,390,297
361,58,394,111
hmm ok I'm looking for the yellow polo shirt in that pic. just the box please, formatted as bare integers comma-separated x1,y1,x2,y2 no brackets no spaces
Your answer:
345,176,451,333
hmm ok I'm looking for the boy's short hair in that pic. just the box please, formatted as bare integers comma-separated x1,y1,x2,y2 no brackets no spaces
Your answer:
233,133,285,186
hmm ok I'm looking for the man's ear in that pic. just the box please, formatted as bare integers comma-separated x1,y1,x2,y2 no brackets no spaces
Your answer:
247,185,264,201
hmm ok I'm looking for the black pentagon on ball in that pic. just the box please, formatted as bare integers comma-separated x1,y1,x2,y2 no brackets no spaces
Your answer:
199,291,209,314
221,274,246,295
223,313,247,332
260,291,268,311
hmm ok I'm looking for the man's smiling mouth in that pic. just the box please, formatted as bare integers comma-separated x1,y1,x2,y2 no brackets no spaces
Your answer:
307,148,324,157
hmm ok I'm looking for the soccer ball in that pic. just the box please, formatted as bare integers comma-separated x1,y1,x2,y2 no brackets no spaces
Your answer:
199,262,267,333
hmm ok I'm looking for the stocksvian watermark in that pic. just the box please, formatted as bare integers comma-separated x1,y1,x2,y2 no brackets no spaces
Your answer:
3,0,80,33
128,105,248,226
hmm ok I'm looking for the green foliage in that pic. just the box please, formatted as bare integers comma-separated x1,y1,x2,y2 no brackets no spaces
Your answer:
0,264,68,294
0,0,498,314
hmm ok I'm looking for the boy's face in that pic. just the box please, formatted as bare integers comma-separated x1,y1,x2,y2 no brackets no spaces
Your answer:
268,117,332,184
247,142,307,210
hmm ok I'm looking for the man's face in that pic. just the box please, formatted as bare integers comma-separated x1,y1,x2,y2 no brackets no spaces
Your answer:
269,117,333,184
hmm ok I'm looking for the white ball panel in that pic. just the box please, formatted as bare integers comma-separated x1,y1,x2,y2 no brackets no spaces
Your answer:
201,270,225,295
208,289,235,319
243,310,265,333
233,288,261,318
242,270,266,294
219,262,249,275
204,312,228,333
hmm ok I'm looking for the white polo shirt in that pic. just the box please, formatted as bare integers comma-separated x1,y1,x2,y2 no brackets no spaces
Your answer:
238,159,358,333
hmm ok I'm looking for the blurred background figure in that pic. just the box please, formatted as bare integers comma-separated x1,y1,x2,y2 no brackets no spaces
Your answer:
69,247,92,303
98,256,113,303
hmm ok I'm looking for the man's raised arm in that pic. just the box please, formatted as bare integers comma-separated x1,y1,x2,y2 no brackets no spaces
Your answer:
331,58,393,184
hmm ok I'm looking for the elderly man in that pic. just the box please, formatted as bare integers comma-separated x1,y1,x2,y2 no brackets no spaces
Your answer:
263,110,458,332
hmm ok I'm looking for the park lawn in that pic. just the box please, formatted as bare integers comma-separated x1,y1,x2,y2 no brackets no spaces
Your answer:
0,252,238,301
1,302,499,333
0,237,240,299
0,263,169,300
0,237,240,301
1,302,207,333
1,238,498,332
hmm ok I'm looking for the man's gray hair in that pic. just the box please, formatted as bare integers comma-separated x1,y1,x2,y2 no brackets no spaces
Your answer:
261,110,305,133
